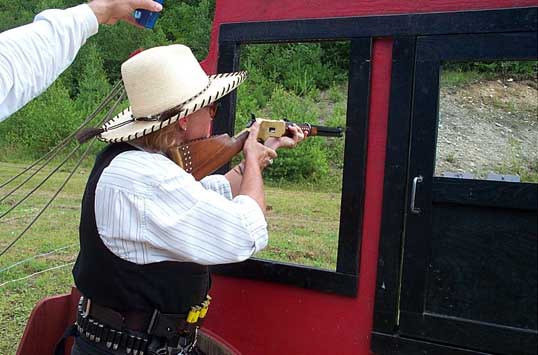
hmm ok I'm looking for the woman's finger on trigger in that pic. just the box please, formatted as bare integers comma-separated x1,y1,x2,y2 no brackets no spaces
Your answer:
248,120,261,139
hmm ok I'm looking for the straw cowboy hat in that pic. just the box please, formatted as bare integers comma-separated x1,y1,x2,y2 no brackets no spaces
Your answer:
78,44,247,143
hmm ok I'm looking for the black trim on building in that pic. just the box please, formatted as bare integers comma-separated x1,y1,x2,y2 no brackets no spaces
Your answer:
218,7,537,43
373,36,416,333
211,259,357,296
372,332,493,355
213,41,241,175
373,7,537,355
336,37,371,279
212,19,373,297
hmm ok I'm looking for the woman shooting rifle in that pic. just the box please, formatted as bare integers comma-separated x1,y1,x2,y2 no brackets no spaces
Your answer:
67,44,304,355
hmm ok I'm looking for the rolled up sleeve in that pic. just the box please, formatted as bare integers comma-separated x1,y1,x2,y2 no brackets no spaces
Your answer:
143,174,268,265
199,175,233,200
232,195,268,252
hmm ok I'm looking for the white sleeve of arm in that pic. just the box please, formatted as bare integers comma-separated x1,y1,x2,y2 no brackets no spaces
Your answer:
0,4,98,121
199,175,233,200
145,175,268,265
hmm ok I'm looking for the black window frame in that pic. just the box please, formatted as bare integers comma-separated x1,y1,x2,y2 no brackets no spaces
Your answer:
210,26,372,298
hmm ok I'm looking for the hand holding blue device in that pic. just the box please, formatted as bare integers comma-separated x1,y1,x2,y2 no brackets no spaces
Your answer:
134,0,164,29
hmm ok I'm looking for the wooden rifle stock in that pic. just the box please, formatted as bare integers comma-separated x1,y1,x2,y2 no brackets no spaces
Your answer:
167,119,343,180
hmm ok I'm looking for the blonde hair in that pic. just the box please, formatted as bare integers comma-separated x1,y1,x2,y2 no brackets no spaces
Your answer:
132,121,182,153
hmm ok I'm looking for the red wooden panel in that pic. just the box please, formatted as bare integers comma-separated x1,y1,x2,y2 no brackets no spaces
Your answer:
17,288,80,355
198,1,533,353
202,38,393,355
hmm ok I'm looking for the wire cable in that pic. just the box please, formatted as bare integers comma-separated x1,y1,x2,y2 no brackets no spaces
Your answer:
0,90,126,257
0,140,96,257
0,144,84,218
0,88,126,220
0,261,75,288
0,138,88,219
0,81,123,190
0,243,77,274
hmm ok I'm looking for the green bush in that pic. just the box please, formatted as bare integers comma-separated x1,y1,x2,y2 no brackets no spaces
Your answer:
262,87,329,182
75,43,112,116
158,0,214,60
0,1,34,32
323,100,347,169
240,43,344,100
0,81,80,160
93,23,170,83
235,84,261,132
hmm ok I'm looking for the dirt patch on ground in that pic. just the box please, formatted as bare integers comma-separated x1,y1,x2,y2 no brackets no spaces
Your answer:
436,79,538,180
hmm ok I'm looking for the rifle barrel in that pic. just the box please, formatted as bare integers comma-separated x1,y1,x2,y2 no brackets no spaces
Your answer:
310,125,343,137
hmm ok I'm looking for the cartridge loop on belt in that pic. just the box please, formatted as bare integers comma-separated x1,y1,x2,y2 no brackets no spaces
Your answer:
75,295,211,354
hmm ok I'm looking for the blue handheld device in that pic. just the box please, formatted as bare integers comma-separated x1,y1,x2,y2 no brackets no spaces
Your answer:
133,0,164,29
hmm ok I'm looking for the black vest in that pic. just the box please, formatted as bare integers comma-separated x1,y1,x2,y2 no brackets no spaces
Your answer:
73,143,210,314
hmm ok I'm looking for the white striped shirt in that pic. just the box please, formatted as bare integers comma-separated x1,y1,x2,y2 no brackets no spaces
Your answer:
94,149,268,265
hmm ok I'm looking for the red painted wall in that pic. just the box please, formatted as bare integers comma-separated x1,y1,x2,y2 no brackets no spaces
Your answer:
199,1,537,354
205,39,392,355
200,0,537,75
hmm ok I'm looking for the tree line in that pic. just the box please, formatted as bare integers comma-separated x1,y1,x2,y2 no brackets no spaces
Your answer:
0,0,535,182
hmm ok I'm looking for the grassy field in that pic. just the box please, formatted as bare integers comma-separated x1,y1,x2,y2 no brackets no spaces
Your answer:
0,161,341,354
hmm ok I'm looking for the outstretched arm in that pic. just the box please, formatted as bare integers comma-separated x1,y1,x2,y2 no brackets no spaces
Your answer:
0,0,162,121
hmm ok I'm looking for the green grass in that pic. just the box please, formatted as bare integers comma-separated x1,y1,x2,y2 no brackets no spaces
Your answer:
259,186,341,269
0,161,342,354
445,152,457,164
0,161,86,355
495,160,538,182
440,70,491,88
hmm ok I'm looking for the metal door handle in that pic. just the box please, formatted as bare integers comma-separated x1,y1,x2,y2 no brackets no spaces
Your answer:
410,175,423,214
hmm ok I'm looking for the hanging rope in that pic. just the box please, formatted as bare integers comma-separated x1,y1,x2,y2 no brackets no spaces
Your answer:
0,81,124,191
0,87,126,220
0,142,85,219
0,89,127,258
0,138,97,257
0,83,125,205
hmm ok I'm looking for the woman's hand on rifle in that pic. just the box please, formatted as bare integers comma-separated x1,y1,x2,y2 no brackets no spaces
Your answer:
264,123,306,151
225,121,304,207
243,120,278,170
225,121,276,212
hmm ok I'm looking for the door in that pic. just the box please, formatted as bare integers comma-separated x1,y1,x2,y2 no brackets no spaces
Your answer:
399,32,538,355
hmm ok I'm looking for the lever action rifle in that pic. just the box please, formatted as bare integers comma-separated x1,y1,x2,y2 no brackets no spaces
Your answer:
167,117,343,180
